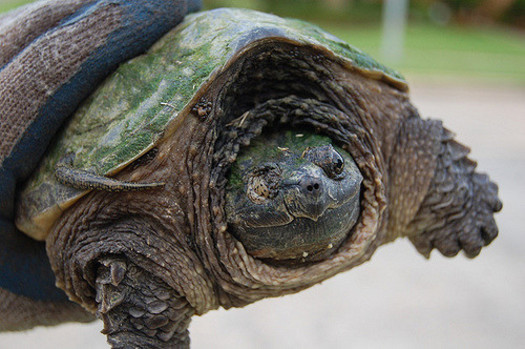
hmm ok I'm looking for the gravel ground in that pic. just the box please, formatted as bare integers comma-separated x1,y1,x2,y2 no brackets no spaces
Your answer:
1,79,523,348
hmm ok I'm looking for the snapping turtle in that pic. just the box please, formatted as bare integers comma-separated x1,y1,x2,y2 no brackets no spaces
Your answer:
9,8,500,348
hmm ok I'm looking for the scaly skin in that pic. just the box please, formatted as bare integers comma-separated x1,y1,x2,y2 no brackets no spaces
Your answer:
96,256,194,348
47,114,212,348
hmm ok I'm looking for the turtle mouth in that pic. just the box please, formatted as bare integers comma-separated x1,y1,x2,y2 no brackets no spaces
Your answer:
246,199,361,261
227,182,361,262
281,179,361,224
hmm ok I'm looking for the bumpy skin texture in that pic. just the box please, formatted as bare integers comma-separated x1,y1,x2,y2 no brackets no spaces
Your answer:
96,257,194,348
44,37,501,348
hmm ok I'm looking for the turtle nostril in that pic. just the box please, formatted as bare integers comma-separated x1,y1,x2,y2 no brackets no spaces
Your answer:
305,181,321,193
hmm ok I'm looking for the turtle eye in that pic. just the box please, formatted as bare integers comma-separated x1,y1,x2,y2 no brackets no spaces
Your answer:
331,152,345,176
303,145,345,178
246,164,281,204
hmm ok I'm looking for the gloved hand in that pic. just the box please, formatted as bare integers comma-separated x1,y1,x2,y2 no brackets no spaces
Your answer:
0,0,201,330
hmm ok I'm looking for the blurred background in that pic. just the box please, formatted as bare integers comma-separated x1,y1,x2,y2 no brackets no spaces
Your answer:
0,0,524,348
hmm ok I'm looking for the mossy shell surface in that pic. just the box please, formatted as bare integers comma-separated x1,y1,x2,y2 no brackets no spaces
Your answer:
16,8,407,240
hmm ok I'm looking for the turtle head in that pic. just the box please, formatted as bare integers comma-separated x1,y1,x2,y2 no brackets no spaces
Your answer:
225,131,362,263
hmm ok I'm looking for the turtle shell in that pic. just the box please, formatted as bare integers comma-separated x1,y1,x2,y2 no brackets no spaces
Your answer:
16,8,407,240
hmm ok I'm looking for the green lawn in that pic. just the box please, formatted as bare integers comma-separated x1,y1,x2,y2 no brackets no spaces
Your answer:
325,23,525,84
0,0,30,13
2,0,524,84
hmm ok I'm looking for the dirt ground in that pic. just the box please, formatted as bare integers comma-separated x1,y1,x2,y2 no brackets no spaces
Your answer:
1,79,524,348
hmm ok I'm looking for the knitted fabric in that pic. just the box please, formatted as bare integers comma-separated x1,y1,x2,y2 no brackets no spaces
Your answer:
0,0,199,330
0,288,94,331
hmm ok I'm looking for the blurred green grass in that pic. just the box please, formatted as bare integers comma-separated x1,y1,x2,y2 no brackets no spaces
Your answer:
326,23,525,84
0,0,29,13
2,0,524,84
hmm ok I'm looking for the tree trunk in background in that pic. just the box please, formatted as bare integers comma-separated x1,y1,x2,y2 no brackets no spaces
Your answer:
325,0,347,10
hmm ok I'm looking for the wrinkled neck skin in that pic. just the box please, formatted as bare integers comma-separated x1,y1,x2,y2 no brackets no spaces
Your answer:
46,43,429,347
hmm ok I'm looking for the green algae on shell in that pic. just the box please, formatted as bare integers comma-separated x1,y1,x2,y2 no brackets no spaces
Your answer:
15,8,407,240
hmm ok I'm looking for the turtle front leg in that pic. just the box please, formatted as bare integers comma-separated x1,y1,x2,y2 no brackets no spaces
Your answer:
388,117,502,257
45,189,211,349
95,256,194,349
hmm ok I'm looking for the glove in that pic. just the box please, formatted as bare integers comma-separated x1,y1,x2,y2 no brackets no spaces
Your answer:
0,0,201,330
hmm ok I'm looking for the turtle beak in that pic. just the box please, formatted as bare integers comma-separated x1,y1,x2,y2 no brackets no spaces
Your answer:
281,165,331,221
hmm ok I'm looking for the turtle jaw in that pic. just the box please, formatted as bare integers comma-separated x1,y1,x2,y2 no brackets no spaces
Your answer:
228,166,362,262
243,198,362,262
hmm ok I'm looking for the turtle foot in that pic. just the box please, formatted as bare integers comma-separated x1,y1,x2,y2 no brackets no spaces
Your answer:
95,256,194,349
408,126,502,258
